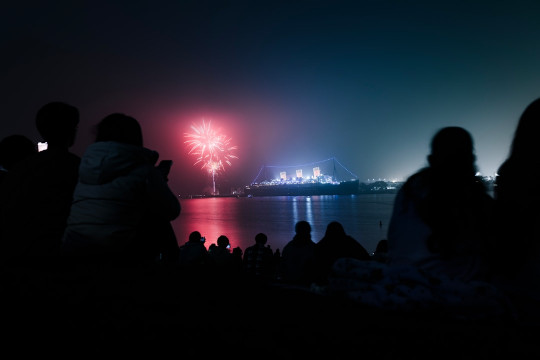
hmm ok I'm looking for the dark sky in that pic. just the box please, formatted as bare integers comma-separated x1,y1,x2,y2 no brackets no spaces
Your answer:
2,0,540,195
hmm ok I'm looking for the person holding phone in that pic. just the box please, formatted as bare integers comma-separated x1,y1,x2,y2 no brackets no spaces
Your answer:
61,113,181,267
206,235,242,283
178,231,209,275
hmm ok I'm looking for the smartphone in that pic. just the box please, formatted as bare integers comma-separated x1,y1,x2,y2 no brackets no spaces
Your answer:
37,142,48,152
157,160,173,176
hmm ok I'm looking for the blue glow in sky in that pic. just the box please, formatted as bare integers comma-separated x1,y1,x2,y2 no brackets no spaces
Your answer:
2,0,540,194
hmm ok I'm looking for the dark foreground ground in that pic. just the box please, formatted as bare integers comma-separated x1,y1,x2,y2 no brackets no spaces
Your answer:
2,263,539,358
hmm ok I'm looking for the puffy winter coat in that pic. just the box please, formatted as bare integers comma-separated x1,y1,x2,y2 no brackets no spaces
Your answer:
62,141,180,257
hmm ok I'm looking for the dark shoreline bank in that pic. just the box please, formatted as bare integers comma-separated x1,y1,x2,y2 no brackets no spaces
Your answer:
2,263,538,357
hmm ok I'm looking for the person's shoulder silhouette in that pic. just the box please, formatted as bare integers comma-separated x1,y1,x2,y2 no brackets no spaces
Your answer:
371,239,389,263
0,134,37,184
495,97,540,205
313,221,371,284
316,221,370,259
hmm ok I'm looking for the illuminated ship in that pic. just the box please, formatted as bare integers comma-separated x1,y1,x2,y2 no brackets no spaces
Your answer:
244,157,359,197
244,179,359,196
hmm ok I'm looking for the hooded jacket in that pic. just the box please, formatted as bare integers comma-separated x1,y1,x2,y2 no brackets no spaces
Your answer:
62,141,180,256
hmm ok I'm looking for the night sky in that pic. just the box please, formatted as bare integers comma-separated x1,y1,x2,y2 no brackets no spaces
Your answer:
3,0,540,195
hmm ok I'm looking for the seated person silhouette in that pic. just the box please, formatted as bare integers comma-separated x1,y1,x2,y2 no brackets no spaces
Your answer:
277,220,316,286
243,232,275,283
178,231,210,281
312,221,371,285
386,126,494,282
208,235,233,267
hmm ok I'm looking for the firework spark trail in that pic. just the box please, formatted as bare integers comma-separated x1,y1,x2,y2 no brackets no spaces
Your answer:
184,119,238,174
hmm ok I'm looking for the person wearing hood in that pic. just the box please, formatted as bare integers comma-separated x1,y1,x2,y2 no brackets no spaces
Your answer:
61,113,181,268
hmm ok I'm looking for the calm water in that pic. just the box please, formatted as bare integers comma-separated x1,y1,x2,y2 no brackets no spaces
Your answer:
172,193,397,254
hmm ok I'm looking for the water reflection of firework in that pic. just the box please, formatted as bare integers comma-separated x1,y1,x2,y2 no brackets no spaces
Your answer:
184,119,238,194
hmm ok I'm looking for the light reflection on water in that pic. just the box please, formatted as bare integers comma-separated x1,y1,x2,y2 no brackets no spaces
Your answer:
172,193,397,254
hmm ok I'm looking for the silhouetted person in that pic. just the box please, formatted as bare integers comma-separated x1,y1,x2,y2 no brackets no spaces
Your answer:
277,220,316,286
139,156,180,264
0,102,80,267
243,232,275,283
214,235,231,259
0,134,37,184
61,113,181,268
208,235,240,283
491,97,540,316
177,231,210,277
231,246,243,275
312,221,371,285
387,126,494,282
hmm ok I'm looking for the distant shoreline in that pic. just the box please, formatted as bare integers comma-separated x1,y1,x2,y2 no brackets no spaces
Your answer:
178,189,400,199
179,176,496,199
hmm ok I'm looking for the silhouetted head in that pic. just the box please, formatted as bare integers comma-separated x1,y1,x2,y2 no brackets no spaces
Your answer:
232,246,243,257
95,113,143,147
35,102,79,148
324,221,346,238
427,126,476,177
0,134,37,170
189,231,202,243
255,232,268,245
510,97,540,160
295,220,311,236
375,239,388,253
217,235,230,248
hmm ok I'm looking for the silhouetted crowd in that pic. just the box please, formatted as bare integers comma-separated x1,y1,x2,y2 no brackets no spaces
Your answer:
1,99,540,356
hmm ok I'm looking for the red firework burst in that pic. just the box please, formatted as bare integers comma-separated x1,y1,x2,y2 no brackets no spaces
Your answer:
184,119,238,174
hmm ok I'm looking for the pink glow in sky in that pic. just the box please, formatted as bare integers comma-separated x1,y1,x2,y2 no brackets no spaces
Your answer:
3,1,540,195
